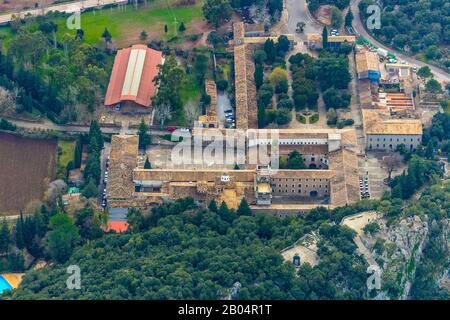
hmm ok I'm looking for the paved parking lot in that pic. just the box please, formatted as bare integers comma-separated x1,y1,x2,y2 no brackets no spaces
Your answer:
217,93,233,128
359,152,407,199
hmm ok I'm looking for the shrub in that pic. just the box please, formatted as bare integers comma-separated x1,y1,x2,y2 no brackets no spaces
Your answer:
277,98,293,110
309,113,319,124
276,108,292,125
216,79,228,91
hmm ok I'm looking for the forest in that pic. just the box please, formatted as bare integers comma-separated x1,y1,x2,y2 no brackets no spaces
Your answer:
359,0,450,68
0,13,110,123
3,196,374,300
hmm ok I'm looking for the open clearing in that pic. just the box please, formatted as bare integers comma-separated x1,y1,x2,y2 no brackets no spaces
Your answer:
0,1,205,48
56,1,204,47
281,233,319,267
0,133,56,215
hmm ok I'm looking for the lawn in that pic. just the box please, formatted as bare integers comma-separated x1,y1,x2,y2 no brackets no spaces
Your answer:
55,1,204,46
0,1,204,48
180,74,202,104
309,113,319,124
0,27,13,48
296,113,306,124
56,139,75,180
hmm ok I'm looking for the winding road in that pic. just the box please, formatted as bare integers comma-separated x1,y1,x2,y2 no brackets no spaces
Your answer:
284,0,323,36
350,0,449,83
282,0,449,82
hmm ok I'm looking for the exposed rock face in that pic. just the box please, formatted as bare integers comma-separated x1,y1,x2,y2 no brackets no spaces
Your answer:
360,215,429,299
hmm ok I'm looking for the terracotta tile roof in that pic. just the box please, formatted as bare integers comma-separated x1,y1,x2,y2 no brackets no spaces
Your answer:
233,22,245,45
356,46,379,73
362,109,423,135
233,44,259,130
328,35,356,43
329,149,360,206
306,33,322,42
107,135,139,202
104,44,162,107
102,221,129,233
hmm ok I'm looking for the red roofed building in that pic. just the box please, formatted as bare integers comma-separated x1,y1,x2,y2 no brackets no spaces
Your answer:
102,221,129,233
104,44,163,108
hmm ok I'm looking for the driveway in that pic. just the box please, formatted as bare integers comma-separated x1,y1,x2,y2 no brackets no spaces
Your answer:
217,93,232,127
285,0,323,38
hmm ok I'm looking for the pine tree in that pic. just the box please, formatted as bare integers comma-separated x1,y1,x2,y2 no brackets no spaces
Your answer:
237,198,252,216
138,118,152,150
144,157,151,169
82,178,99,199
89,120,104,152
391,184,403,199
0,219,10,255
178,22,186,33
15,211,25,249
74,136,83,168
322,26,328,46
208,199,218,212
76,28,84,40
102,27,112,43
140,30,148,41
345,9,354,27
218,201,230,217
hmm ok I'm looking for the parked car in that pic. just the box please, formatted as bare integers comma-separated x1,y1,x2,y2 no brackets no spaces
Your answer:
166,127,177,132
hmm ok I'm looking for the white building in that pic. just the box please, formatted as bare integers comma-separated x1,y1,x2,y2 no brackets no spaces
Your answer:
363,110,423,151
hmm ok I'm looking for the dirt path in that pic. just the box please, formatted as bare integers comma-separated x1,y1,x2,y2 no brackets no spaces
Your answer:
281,233,320,267
281,243,319,267
341,211,381,267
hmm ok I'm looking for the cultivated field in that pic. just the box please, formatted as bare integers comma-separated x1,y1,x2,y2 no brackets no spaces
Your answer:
0,133,57,215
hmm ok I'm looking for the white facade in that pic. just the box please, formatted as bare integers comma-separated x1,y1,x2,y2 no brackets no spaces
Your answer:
366,134,422,151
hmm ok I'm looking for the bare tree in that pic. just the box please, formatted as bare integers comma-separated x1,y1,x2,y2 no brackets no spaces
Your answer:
382,152,403,181
184,99,200,126
45,179,68,205
154,103,172,127
0,87,16,116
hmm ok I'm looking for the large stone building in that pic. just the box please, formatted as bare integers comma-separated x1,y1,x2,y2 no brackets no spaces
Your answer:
107,128,360,216
362,109,423,151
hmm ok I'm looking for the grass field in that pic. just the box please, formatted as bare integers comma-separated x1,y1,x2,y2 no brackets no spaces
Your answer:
56,139,75,179
57,1,204,46
0,1,204,47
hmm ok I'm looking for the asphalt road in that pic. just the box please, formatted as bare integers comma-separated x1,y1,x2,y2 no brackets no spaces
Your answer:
285,0,323,37
0,0,127,24
350,0,449,83
7,118,167,136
